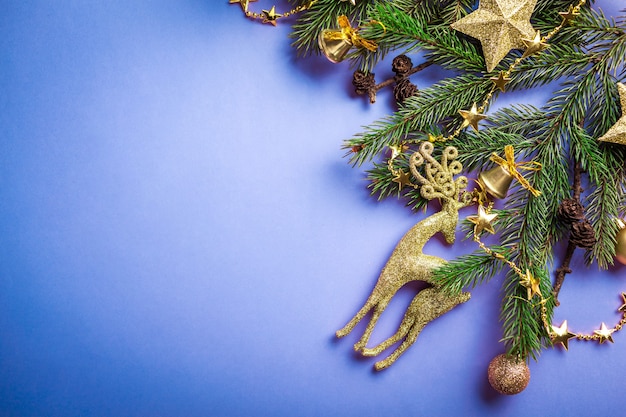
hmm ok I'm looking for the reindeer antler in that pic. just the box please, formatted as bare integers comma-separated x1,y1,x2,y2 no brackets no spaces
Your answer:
409,142,472,206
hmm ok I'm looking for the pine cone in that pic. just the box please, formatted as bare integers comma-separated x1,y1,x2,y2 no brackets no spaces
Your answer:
570,220,597,250
558,198,584,224
393,78,418,104
392,55,413,76
352,70,376,96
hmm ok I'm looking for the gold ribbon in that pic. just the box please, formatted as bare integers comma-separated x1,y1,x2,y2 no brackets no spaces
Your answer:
324,15,378,52
490,145,542,197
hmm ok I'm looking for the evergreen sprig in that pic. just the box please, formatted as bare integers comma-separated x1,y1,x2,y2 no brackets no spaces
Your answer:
295,0,626,361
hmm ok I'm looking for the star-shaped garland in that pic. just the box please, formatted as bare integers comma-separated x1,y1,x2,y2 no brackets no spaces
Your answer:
230,1,316,26
262,6,282,26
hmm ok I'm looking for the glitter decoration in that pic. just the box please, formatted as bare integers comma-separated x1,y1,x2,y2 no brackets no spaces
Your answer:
598,83,626,145
487,354,531,395
336,142,473,370
450,0,538,72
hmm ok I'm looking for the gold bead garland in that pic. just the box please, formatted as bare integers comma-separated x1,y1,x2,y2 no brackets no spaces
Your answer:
432,0,588,143
470,204,626,350
229,0,317,26
385,1,587,190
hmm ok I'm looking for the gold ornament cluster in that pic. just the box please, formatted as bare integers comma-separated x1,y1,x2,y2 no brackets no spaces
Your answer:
229,0,317,26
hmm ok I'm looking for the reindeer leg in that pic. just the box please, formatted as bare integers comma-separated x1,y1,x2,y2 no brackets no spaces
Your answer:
374,319,423,371
373,288,471,371
361,303,416,357
336,291,381,338
353,293,394,352
371,287,436,370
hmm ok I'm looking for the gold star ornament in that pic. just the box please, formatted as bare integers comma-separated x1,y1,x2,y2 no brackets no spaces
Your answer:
392,169,413,191
229,0,257,12
594,323,615,344
262,6,282,26
559,4,580,25
521,30,548,58
520,269,541,300
467,205,497,235
618,292,626,313
450,0,538,72
551,321,576,350
598,83,626,146
490,71,511,92
459,103,487,132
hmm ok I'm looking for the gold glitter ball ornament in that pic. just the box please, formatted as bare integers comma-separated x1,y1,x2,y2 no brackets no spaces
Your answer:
450,0,537,72
487,354,530,395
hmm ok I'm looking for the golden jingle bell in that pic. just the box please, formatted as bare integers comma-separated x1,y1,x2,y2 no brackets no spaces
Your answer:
318,29,353,63
616,219,626,265
478,165,514,200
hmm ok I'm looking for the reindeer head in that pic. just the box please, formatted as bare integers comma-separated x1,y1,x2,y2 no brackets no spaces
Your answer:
408,142,472,243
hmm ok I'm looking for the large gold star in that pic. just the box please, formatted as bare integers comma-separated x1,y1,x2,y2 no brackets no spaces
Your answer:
551,321,576,350
594,323,615,344
229,0,257,12
262,6,282,26
459,103,487,132
598,83,626,146
467,205,497,235
450,0,538,72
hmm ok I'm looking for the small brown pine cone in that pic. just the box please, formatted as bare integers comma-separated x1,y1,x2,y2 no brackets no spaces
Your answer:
570,220,597,250
392,55,413,76
352,70,376,96
558,198,585,224
393,78,418,104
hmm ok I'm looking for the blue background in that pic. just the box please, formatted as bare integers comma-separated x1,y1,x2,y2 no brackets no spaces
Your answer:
1,1,625,416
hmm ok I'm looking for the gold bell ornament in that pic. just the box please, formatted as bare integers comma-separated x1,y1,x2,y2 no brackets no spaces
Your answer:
318,15,379,63
478,145,542,200
616,219,626,265
478,165,513,200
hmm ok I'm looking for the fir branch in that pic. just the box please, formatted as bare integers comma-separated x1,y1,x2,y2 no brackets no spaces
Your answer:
500,266,555,360
569,124,609,185
432,247,512,295
584,146,626,268
289,0,370,57
359,2,485,72
506,45,590,90
345,73,493,165
478,105,549,137
452,129,532,173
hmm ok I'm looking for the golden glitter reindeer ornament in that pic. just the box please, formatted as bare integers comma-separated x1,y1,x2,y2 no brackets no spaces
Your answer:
336,142,472,370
